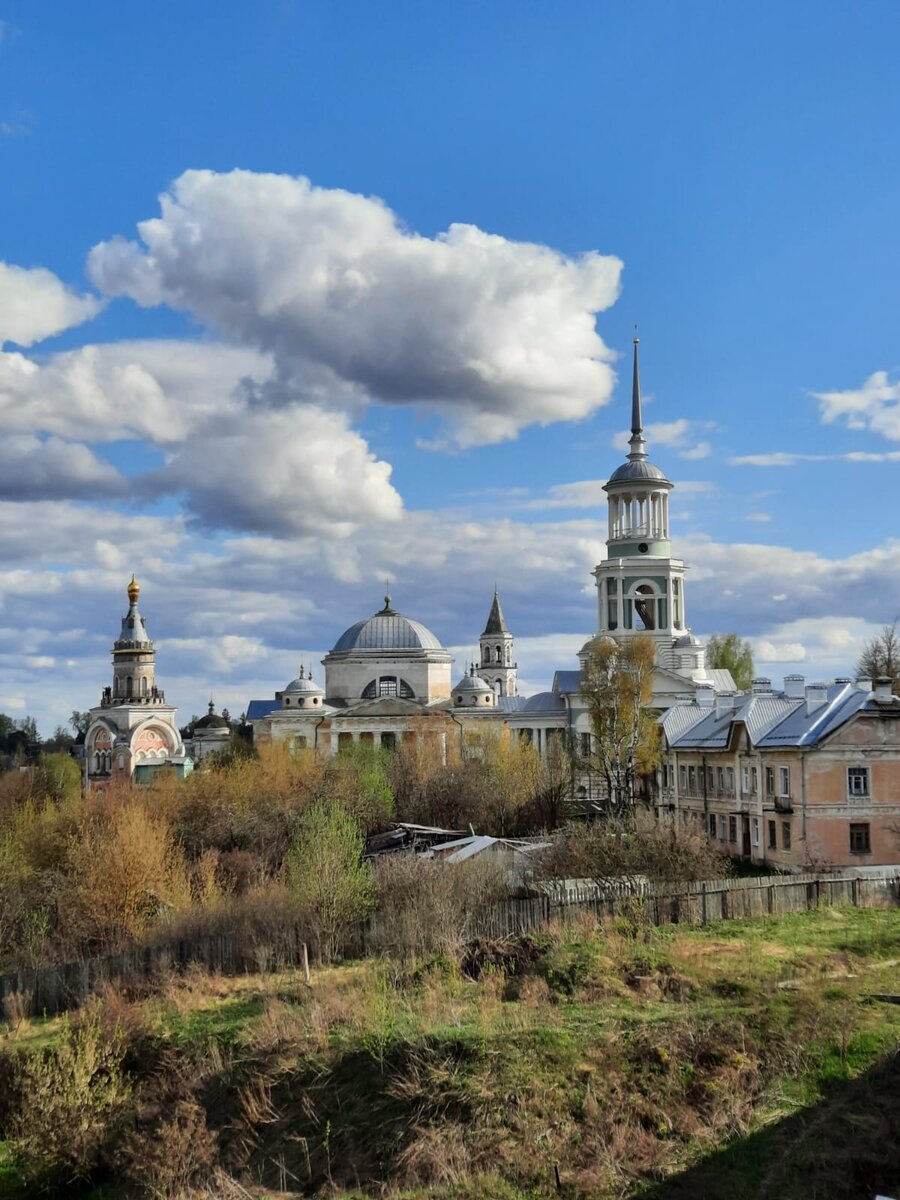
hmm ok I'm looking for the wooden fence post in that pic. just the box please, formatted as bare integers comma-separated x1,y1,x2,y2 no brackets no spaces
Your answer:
700,882,707,926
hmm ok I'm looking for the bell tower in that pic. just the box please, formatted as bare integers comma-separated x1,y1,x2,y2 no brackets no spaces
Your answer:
109,576,159,702
477,590,517,697
594,338,689,651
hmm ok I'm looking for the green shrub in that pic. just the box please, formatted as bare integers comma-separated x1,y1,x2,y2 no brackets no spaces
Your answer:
9,1001,132,1188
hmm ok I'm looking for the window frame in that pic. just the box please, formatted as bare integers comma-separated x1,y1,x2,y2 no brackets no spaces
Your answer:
847,766,870,798
849,822,871,854
767,819,777,850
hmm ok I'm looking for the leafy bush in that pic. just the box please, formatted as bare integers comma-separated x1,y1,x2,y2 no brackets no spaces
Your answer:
9,1001,132,1187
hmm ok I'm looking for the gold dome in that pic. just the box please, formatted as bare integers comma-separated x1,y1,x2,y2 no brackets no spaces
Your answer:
127,575,140,604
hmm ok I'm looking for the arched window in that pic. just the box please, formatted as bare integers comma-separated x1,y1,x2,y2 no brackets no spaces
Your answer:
362,677,415,700
495,645,502,663
113,677,119,697
482,645,490,666
126,675,133,697
140,676,147,697
634,584,656,631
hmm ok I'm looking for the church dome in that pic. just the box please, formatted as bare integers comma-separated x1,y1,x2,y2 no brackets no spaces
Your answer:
193,700,229,730
453,671,493,694
332,597,444,653
283,667,324,695
606,458,669,484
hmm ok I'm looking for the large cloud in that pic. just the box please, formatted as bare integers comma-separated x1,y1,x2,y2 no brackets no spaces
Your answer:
0,262,102,347
0,435,126,500
88,170,623,447
146,406,402,537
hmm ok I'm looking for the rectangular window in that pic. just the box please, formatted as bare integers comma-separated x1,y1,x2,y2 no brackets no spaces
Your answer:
752,818,759,846
709,814,717,838
688,766,696,792
719,815,727,840
782,821,792,851
848,767,870,797
765,767,775,795
779,766,790,796
679,765,687,791
742,766,749,794
751,767,758,794
849,823,871,854
717,767,725,792
767,819,777,850
580,732,592,758
729,815,737,843
726,767,734,794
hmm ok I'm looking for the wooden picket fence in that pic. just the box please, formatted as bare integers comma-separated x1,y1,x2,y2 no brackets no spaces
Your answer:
1,871,897,1018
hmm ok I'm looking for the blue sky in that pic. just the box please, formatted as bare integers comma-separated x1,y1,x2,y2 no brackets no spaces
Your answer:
1,1,898,733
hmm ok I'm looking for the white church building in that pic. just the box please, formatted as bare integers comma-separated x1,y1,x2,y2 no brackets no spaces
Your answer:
247,339,734,759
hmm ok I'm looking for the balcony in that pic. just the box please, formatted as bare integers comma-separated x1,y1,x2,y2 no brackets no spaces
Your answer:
773,794,793,813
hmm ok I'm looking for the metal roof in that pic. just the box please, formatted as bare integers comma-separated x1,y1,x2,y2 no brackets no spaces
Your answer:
522,690,567,713
606,458,670,485
481,591,510,636
553,669,582,695
246,699,279,720
497,695,530,713
665,681,880,751
331,608,444,653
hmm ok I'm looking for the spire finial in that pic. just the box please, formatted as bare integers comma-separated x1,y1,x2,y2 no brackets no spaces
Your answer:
208,698,215,715
127,575,140,604
382,578,393,612
627,330,647,461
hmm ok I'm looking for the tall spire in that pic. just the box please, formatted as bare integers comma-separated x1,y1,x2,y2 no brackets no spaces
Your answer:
482,589,509,636
628,332,647,462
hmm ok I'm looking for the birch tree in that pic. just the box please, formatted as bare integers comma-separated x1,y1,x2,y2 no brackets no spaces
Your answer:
580,634,659,817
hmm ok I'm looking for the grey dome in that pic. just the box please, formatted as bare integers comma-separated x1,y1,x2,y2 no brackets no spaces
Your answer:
674,633,702,648
194,701,229,730
454,673,493,693
607,459,670,485
284,672,324,695
332,601,443,653
579,633,617,657
523,691,567,713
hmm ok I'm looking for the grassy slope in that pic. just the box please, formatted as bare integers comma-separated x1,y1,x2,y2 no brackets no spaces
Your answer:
1,907,899,1199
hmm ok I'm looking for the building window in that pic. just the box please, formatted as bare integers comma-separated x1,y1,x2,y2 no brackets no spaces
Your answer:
742,766,749,794
767,819,777,850
779,766,790,796
679,765,687,791
717,767,724,792
751,766,758,794
688,766,696,792
849,823,871,854
709,814,717,838
726,767,734,794
782,821,792,851
752,818,759,845
729,815,737,843
580,732,592,758
719,815,727,840
848,767,870,797
765,767,775,795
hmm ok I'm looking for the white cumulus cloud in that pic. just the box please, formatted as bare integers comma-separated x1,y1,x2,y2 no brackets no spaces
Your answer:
0,262,102,347
88,169,623,447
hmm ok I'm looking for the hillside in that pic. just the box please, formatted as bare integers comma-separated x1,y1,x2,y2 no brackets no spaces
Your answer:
1,906,899,1199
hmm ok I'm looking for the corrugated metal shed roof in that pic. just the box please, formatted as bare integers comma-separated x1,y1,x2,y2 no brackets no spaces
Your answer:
497,695,529,713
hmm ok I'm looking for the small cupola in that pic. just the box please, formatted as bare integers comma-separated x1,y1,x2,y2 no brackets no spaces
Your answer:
282,664,326,709
452,663,496,707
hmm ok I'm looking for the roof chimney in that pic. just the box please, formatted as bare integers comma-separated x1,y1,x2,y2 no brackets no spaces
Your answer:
856,677,873,692
715,692,736,718
873,676,895,703
805,683,828,715
751,677,773,695
784,674,805,699
695,684,715,708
